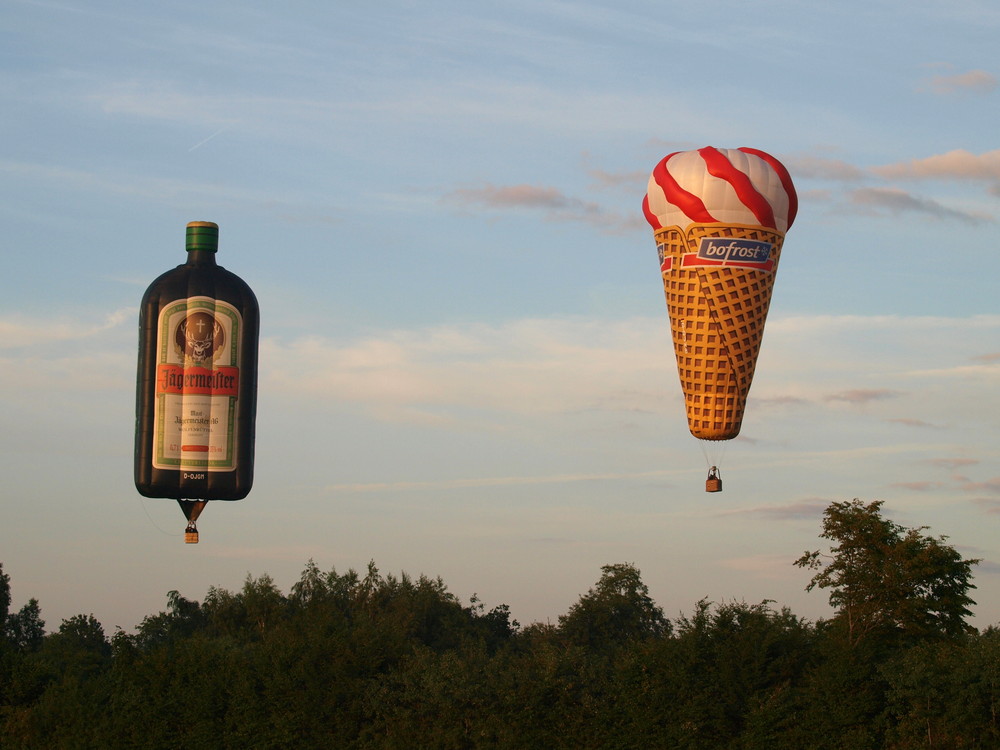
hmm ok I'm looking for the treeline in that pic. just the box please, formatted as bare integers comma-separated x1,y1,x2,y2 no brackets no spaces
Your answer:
1,500,997,749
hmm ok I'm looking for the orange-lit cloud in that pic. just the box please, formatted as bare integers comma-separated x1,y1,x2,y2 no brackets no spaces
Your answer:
872,149,1000,181
961,477,1000,495
922,69,998,95
972,352,1000,363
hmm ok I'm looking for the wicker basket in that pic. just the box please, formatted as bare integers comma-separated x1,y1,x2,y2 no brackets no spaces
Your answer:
705,466,723,493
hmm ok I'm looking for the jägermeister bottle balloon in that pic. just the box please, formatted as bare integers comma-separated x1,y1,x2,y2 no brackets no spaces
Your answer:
135,221,259,543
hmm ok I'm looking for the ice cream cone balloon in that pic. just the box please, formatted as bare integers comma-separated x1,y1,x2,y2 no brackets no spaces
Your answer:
642,147,797,441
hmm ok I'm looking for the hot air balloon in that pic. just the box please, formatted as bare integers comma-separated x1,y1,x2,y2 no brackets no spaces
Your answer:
135,221,259,541
642,147,797,491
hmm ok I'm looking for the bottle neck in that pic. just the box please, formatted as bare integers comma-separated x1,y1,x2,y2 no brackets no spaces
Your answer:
185,249,218,267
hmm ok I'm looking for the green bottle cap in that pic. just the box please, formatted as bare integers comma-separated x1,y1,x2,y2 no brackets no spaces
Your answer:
186,221,219,252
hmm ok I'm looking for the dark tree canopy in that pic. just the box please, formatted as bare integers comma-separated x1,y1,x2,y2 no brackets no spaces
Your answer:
558,563,669,648
1,501,996,748
0,563,9,629
795,499,979,646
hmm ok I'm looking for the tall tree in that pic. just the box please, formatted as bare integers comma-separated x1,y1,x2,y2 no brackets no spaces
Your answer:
796,499,979,647
0,563,10,630
559,563,669,648
5,599,45,652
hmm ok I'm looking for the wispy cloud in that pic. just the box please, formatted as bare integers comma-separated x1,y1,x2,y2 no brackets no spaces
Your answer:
823,388,901,405
973,559,1000,574
0,309,133,349
891,481,945,491
767,313,1000,335
973,498,1000,514
753,395,812,408
255,311,1000,451
923,458,980,471
847,187,992,224
444,147,1000,232
0,158,324,215
585,165,647,191
444,182,642,232
887,417,942,429
449,183,576,210
961,477,1000,496
872,149,1000,182
718,500,829,521
783,154,868,181
904,363,1000,379
782,146,1000,224
263,316,674,425
920,69,998,95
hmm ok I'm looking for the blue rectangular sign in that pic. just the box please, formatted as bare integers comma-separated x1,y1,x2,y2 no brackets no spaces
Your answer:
696,238,772,265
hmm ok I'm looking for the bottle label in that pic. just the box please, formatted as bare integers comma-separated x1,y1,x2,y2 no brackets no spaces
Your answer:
152,296,242,471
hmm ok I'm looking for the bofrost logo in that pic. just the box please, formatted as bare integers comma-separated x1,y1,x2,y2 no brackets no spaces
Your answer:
175,311,225,364
697,238,772,264
680,237,775,271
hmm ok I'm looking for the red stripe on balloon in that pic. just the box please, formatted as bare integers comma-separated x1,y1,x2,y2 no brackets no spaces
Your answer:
698,147,776,229
739,147,797,229
641,194,660,229
652,152,717,223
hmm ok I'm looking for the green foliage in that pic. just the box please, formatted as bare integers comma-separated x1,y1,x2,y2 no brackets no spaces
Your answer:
619,599,815,750
4,599,45,653
0,500,995,748
558,563,669,649
0,564,9,629
883,629,1000,748
796,499,979,647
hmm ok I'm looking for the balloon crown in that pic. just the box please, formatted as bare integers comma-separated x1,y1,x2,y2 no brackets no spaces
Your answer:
643,147,797,234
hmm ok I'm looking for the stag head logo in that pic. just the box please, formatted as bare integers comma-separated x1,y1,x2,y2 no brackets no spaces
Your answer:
175,311,225,364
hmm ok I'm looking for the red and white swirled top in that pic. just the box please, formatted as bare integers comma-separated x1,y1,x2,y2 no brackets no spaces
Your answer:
643,147,797,234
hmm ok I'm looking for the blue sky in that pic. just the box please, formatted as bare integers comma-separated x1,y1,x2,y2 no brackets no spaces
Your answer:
2,0,999,633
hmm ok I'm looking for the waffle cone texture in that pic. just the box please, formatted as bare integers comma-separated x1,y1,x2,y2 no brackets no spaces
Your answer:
656,223,784,440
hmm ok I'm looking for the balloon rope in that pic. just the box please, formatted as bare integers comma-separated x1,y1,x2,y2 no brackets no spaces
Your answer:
138,496,181,536
717,439,729,470
699,439,729,472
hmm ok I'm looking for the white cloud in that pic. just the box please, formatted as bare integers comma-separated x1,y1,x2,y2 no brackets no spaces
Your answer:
0,308,133,349
3,308,997,472
263,317,674,422
873,149,1000,181
252,309,1000,484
